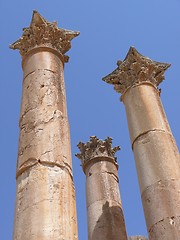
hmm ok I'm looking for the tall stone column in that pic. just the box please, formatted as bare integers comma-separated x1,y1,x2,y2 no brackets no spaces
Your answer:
76,136,128,240
10,11,79,240
103,47,180,240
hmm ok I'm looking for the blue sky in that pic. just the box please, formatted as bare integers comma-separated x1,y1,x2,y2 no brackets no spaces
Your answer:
1,1,180,239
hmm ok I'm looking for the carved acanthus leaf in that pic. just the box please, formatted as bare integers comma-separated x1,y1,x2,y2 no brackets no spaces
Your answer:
102,47,170,94
10,10,80,62
75,136,120,166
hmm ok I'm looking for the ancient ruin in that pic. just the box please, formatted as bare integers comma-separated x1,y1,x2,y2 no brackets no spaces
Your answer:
103,47,180,240
10,11,79,239
10,10,179,240
76,136,128,240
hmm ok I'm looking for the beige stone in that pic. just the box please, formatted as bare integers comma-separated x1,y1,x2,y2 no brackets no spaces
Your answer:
76,136,128,240
128,237,148,240
122,84,171,145
133,130,180,193
148,216,180,239
14,164,77,239
103,47,180,240
10,11,79,240
17,50,72,175
142,178,180,231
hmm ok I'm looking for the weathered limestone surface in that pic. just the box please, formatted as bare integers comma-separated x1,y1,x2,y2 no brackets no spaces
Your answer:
14,164,77,239
17,50,73,175
103,47,180,240
11,11,79,240
10,10,79,62
128,236,148,240
76,136,128,240
128,237,148,240
102,47,170,95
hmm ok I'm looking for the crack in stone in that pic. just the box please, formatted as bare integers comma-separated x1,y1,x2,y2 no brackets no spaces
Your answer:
148,215,180,233
44,68,56,74
19,107,37,127
20,198,62,213
88,171,119,183
104,171,119,183
141,178,180,199
20,111,65,133
23,70,35,81
19,144,32,156
39,150,52,159
132,129,171,150
24,69,59,82
18,132,37,156
16,158,73,181
87,199,122,209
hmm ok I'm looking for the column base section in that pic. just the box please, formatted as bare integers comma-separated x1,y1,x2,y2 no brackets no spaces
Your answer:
87,200,127,240
13,163,78,240
149,216,180,240
142,178,180,240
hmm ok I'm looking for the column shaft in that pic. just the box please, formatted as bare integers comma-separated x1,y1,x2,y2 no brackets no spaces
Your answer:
123,84,180,239
10,11,79,240
102,47,180,240
86,158,127,240
13,49,78,240
76,137,128,240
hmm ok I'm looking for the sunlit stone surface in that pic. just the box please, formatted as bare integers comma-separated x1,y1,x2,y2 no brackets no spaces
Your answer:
128,237,148,240
103,47,180,240
10,11,79,240
76,136,128,240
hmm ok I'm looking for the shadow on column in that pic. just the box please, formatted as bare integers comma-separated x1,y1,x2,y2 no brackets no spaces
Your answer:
92,201,127,240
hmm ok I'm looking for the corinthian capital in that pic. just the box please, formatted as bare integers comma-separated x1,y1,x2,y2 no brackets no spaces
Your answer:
10,10,79,62
102,47,170,94
76,136,120,167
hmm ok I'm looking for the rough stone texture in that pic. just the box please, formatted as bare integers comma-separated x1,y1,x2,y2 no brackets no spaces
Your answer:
88,200,127,240
10,10,79,62
134,130,180,193
76,137,128,240
123,85,180,240
148,216,180,240
103,49,180,240
142,178,180,231
17,51,72,176
13,164,77,239
102,47,170,95
11,11,79,240
85,160,121,208
122,84,171,146
76,136,120,172
128,237,148,240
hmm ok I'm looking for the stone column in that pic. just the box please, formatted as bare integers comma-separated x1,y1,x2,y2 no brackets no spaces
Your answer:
76,136,128,240
10,11,79,240
103,47,180,240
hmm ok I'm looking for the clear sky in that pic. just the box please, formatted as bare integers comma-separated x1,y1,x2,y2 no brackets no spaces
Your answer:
1,1,180,239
